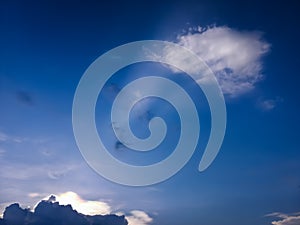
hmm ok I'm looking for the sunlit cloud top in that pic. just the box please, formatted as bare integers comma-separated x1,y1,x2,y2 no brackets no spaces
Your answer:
174,25,270,96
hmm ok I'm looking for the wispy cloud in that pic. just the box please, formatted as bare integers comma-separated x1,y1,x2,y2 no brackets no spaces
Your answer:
153,25,270,97
0,131,27,143
28,192,45,198
0,161,78,180
257,97,283,111
267,212,300,225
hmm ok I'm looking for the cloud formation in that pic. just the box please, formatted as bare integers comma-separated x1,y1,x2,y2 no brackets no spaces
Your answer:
179,26,270,96
0,195,127,225
126,210,153,225
0,192,153,225
55,191,111,216
153,25,270,97
267,212,300,225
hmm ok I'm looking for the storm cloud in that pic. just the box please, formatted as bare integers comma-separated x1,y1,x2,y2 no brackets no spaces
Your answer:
0,196,127,225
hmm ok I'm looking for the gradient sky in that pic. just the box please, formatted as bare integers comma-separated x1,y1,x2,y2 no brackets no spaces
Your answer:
1,1,300,225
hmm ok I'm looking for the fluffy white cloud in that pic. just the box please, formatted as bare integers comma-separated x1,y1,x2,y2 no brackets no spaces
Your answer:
55,191,111,216
267,212,300,225
126,210,153,225
156,25,270,97
43,192,153,225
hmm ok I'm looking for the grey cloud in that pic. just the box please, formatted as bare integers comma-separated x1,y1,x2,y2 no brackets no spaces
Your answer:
0,196,128,225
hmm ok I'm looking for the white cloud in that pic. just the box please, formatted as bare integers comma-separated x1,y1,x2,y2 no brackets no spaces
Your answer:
126,210,153,225
1,191,154,225
54,191,111,216
156,25,270,97
260,99,277,110
257,97,283,111
46,192,153,225
267,212,300,225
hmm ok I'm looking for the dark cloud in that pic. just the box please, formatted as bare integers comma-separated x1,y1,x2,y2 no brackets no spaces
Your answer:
16,91,34,106
0,196,127,225
115,140,126,150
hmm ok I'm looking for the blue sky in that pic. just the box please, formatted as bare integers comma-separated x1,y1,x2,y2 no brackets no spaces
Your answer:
1,1,300,225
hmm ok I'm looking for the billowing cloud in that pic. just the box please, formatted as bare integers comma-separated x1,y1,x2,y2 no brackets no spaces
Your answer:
126,210,153,225
179,26,270,96
0,195,127,225
55,191,111,216
0,192,153,225
152,25,270,97
55,192,153,225
267,212,300,225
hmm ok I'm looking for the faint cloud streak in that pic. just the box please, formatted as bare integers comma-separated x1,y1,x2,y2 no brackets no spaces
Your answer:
257,97,283,111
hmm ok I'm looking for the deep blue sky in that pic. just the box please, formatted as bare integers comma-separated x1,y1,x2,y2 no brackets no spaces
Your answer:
0,1,300,225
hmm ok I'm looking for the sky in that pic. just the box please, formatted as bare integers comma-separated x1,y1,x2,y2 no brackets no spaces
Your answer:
0,0,300,225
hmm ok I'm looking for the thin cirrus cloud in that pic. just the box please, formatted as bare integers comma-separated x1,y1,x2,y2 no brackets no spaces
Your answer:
0,131,25,143
257,97,283,111
267,212,300,225
153,25,270,97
